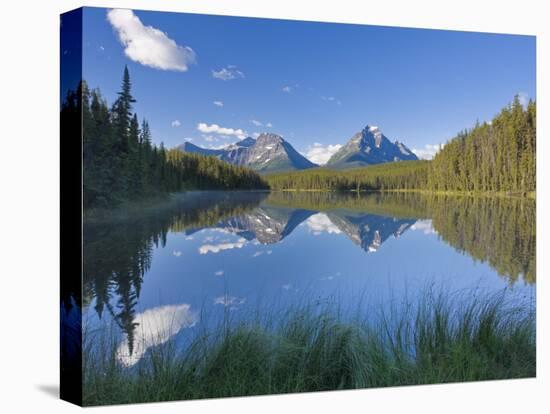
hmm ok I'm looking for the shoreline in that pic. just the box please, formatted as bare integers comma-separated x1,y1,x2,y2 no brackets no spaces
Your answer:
84,187,535,218
82,289,536,406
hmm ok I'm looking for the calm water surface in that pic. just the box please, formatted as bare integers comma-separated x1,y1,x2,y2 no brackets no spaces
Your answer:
83,191,535,366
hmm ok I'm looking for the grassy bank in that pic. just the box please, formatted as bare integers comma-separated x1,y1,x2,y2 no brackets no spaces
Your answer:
83,292,535,406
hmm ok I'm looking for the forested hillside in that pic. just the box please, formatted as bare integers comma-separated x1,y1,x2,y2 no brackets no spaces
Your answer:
62,66,268,210
266,161,430,191
428,96,535,192
267,97,535,194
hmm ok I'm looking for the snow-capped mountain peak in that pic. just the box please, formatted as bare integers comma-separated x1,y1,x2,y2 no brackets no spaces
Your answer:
326,123,419,168
176,132,317,173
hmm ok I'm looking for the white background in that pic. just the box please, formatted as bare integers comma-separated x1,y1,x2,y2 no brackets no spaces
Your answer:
0,0,548,412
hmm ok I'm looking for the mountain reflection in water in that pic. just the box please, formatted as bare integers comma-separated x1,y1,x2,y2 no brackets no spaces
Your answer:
83,191,535,365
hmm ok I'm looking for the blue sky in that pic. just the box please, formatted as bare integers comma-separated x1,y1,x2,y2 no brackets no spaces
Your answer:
80,7,536,162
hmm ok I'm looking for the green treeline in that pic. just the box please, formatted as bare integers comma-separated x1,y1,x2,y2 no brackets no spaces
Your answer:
266,97,535,194
164,149,267,193
429,195,535,284
62,66,268,210
429,96,536,192
266,161,430,191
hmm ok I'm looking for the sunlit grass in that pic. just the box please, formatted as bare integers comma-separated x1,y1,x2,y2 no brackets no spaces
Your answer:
82,290,535,406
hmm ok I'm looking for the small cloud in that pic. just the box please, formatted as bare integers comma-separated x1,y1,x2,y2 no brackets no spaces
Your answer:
183,137,193,142
320,275,335,281
412,143,445,160
252,132,261,138
213,100,224,107
251,251,263,258
282,86,292,93
282,284,292,290
203,135,217,142
107,9,196,72
304,143,342,165
197,123,247,139
411,219,437,235
322,96,342,105
214,270,224,276
251,120,262,127
198,238,247,254
214,295,246,307
206,143,229,150
306,213,341,235
99,45,105,51
172,250,182,257
212,65,244,81
266,122,273,128
266,250,272,255
171,119,181,127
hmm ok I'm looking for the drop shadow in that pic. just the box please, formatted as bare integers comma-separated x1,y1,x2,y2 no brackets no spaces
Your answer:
36,384,59,399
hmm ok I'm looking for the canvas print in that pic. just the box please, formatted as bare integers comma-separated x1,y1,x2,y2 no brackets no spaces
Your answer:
60,7,536,407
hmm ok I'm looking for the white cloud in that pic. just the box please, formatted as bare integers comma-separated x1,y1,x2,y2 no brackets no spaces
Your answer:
412,143,445,160
171,119,181,127
213,100,224,107
107,9,196,71
282,86,292,93
304,143,342,165
212,65,244,80
322,96,342,105
207,143,229,150
198,238,247,254
266,122,273,128
214,295,246,307
172,250,182,257
197,123,247,139
203,135,217,142
183,138,193,142
251,251,263,258
214,270,224,276
99,45,105,51
251,119,262,126
306,213,341,236
252,132,261,138
411,219,437,235
116,304,197,367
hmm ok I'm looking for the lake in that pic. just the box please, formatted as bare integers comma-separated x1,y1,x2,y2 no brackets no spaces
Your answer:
82,191,535,367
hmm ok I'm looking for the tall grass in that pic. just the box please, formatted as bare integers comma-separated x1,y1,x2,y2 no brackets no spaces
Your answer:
82,291,535,406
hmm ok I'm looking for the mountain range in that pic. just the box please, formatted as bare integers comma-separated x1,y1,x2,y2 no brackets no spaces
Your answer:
177,133,316,173
184,206,416,253
176,125,418,173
